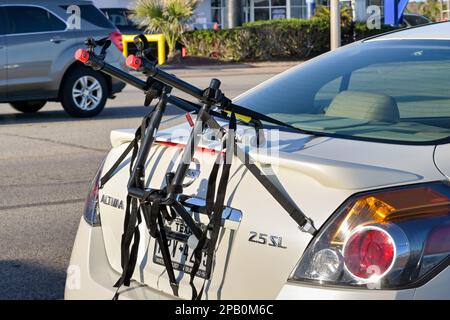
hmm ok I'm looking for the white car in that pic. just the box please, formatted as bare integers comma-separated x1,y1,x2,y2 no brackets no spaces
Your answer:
65,23,450,300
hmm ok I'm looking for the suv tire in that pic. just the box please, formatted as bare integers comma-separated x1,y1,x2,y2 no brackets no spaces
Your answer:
61,67,108,118
10,100,46,113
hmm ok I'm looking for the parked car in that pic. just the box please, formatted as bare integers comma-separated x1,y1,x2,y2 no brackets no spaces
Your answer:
92,1,162,62
100,7,144,35
66,22,450,299
0,0,126,117
90,0,144,35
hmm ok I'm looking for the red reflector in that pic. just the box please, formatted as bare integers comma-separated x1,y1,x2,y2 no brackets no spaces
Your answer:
75,49,90,63
110,31,123,52
344,227,395,279
155,140,222,155
424,224,450,255
126,55,142,70
185,113,194,127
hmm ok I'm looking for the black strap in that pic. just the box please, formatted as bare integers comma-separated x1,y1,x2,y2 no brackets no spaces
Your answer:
171,201,203,240
113,196,141,288
112,112,150,299
189,113,236,300
156,213,179,296
236,145,314,232
125,201,142,284
100,134,137,188
205,159,220,216
225,103,307,133
100,109,154,188
140,195,179,296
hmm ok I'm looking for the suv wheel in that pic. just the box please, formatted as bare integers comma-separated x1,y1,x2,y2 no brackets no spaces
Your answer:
61,67,108,117
10,100,46,113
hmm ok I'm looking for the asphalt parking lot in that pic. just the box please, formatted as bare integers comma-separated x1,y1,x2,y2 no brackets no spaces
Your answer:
0,63,295,299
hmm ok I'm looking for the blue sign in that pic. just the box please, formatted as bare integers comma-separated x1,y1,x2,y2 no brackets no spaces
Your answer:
384,0,409,25
306,0,316,20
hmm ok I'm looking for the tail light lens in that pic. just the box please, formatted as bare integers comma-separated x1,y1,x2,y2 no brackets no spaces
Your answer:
343,226,395,280
109,31,123,52
83,160,104,227
290,182,450,289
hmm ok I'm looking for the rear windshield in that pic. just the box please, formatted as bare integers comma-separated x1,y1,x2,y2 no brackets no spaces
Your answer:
234,39,450,144
60,5,115,29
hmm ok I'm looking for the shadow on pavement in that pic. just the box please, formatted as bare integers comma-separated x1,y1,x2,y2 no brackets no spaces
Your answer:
0,104,183,126
0,260,66,300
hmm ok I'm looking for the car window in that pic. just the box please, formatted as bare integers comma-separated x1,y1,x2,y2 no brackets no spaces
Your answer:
314,76,342,111
4,6,66,35
347,61,450,119
234,40,450,144
60,5,115,29
0,8,5,35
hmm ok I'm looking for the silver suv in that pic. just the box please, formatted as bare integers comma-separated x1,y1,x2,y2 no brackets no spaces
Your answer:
0,1,127,117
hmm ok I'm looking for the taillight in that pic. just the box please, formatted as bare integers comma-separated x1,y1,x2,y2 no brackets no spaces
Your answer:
110,31,123,52
343,226,395,280
83,160,104,227
290,182,450,289
424,224,450,255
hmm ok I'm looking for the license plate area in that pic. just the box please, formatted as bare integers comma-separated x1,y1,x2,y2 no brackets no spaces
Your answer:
151,196,242,279
153,218,210,279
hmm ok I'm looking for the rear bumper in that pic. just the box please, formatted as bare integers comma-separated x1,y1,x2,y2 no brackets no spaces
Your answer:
64,217,176,300
276,268,450,300
276,282,415,300
66,219,450,300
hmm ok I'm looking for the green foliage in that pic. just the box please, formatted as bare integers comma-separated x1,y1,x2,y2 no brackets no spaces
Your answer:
407,0,443,22
132,0,198,58
418,0,442,22
183,16,397,62
313,5,353,25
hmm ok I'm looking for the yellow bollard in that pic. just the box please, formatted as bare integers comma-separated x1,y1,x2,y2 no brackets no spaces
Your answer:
122,34,166,65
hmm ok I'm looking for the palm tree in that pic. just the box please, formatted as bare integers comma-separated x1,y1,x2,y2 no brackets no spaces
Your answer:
132,0,198,60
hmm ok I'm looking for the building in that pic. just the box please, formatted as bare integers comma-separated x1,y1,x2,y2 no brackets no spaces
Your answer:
100,0,385,29
193,0,384,28
194,0,309,28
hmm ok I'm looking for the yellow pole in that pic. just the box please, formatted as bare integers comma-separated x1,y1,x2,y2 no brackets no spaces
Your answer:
121,34,166,65
157,34,166,65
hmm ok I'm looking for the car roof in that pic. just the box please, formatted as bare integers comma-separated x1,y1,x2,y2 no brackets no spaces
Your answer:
91,0,134,9
368,21,450,41
0,0,94,5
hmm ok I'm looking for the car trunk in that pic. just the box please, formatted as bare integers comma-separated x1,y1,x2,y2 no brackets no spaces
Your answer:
98,119,445,299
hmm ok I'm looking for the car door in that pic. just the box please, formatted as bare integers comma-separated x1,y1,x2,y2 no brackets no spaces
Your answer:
4,5,68,100
0,7,7,100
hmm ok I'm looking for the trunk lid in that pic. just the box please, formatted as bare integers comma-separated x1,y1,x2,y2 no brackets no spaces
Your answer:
99,120,445,299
